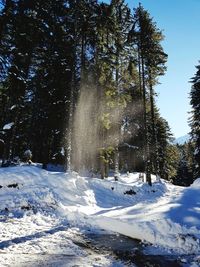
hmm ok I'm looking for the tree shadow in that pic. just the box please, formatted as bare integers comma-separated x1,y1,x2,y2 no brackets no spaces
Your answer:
166,187,200,228
0,225,69,250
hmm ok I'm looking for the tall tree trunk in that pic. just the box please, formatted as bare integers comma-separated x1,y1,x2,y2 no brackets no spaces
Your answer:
66,74,75,171
149,71,159,177
65,3,78,171
114,46,120,180
137,46,145,177
141,54,152,186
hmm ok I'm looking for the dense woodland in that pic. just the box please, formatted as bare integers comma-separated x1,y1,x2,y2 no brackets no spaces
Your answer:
0,0,199,185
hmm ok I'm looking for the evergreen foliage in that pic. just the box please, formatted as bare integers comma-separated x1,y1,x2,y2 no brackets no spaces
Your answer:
0,0,179,184
190,63,200,178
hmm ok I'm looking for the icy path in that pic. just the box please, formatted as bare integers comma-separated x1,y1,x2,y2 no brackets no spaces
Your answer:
0,214,126,267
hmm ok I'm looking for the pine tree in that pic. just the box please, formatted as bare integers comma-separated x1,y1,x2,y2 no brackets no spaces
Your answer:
0,0,42,161
185,140,196,180
131,4,167,184
174,142,195,186
0,0,173,179
0,0,76,164
93,1,118,177
110,0,132,178
156,116,174,180
165,143,179,181
29,0,74,166
133,5,151,184
93,0,133,178
190,63,200,178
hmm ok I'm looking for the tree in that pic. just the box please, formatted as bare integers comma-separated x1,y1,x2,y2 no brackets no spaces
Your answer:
131,4,167,185
156,116,174,180
190,63,200,178
0,0,42,160
109,0,132,178
173,142,195,186
0,0,173,181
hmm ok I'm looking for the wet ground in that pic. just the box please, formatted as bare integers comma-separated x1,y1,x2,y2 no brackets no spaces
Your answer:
82,232,183,267
0,218,196,267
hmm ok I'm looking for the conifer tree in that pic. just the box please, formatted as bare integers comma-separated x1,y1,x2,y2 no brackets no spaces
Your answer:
131,4,167,184
190,63,200,178
0,0,172,180
174,142,195,186
155,116,174,180
0,0,41,160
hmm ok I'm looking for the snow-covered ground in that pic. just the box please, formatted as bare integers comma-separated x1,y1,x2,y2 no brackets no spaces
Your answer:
0,165,200,266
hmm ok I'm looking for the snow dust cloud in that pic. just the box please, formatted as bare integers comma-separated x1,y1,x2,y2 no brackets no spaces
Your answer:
72,76,123,172
71,75,143,172
72,79,100,172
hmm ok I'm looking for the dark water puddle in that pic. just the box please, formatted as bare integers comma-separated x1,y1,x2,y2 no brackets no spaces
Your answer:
83,233,183,267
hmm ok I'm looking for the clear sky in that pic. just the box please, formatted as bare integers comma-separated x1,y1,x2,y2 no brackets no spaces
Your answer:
104,0,200,138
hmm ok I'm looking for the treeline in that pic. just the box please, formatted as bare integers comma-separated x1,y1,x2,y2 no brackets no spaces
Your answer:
171,141,195,186
0,0,196,185
172,62,200,185
190,63,200,180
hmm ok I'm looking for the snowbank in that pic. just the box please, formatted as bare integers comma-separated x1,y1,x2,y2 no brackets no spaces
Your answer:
191,178,200,188
0,165,200,255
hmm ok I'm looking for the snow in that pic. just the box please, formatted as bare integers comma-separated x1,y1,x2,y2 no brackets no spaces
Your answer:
0,214,118,266
194,148,199,155
191,178,200,188
123,143,139,149
10,105,16,110
0,166,200,266
61,147,65,156
3,122,14,130
23,149,32,159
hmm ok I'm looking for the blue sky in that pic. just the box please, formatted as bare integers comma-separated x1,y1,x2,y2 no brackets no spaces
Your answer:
104,0,200,137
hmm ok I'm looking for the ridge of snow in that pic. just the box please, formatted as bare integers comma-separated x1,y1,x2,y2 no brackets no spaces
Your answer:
0,166,200,256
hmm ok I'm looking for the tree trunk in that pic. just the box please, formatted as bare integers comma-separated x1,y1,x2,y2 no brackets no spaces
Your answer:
114,45,120,179
149,72,159,177
141,54,152,186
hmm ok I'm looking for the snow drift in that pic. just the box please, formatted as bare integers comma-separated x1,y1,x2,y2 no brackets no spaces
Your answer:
0,165,200,255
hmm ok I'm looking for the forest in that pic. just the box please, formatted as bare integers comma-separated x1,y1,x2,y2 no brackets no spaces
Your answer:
0,0,200,185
